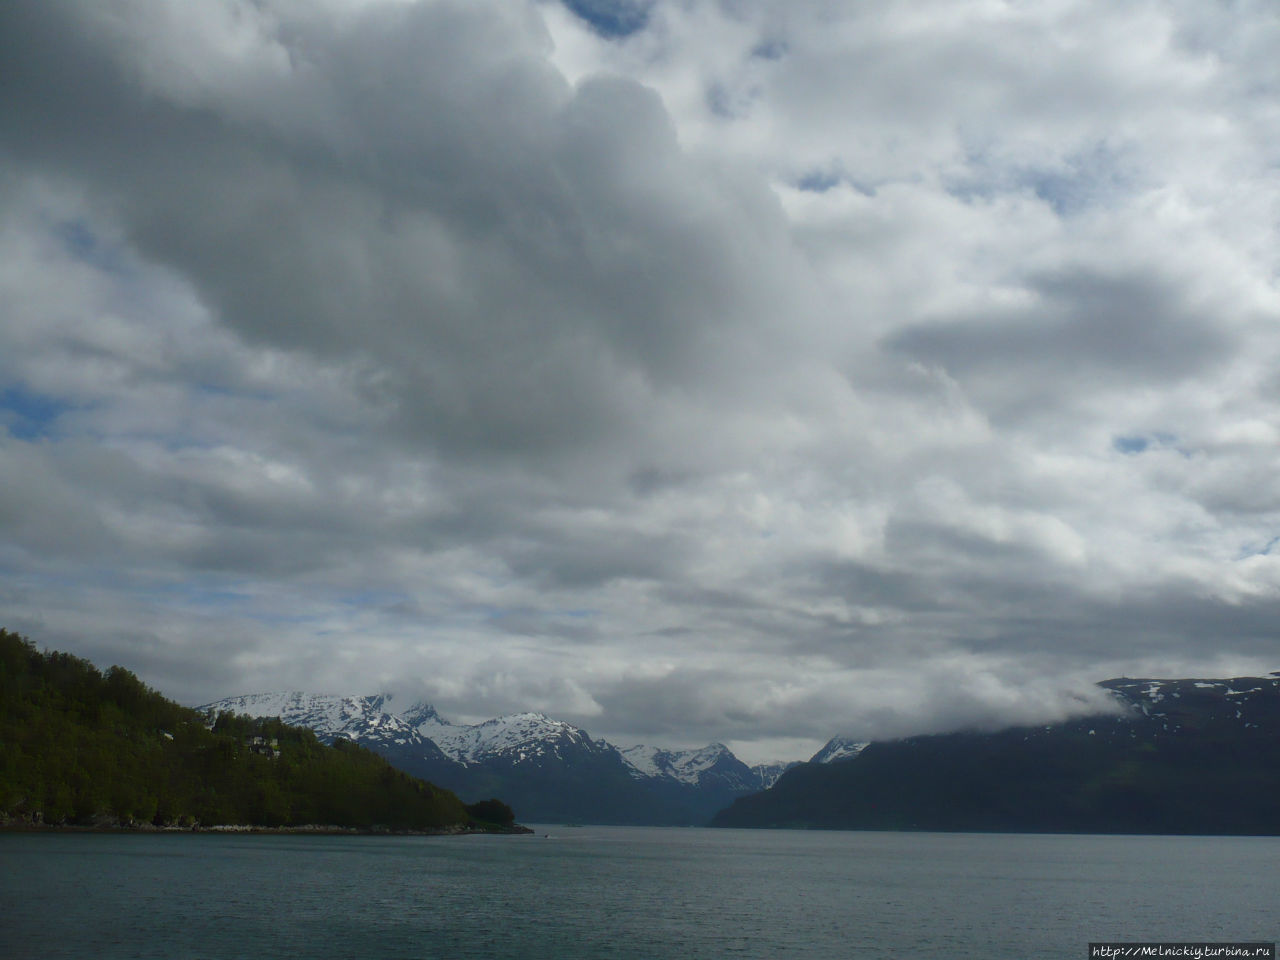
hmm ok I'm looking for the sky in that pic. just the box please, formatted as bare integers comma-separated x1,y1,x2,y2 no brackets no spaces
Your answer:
3,0,1280,764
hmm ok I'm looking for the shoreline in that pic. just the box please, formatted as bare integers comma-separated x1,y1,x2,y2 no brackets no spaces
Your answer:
0,819,534,836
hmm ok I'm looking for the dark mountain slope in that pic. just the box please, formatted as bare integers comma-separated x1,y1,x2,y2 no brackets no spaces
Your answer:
712,675,1280,834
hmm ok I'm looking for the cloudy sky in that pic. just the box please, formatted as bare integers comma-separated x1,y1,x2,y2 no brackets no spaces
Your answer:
3,0,1280,763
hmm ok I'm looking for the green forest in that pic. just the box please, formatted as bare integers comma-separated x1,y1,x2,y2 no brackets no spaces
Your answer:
0,629,517,832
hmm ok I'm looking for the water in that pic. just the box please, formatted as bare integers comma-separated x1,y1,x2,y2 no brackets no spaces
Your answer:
2,827,1277,959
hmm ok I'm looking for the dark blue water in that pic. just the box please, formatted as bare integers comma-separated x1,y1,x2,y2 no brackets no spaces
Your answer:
2,826,1276,959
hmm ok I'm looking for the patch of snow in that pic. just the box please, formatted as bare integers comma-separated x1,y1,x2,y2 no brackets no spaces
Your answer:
751,762,795,790
418,711,590,765
810,737,869,764
619,743,736,786
620,745,663,779
199,692,423,747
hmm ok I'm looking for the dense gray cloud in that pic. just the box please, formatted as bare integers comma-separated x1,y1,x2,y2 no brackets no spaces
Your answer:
3,0,1280,762
886,268,1236,401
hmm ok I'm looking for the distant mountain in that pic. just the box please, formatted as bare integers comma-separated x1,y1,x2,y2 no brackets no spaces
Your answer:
614,742,779,822
619,744,794,792
201,692,783,825
620,743,753,789
749,761,798,791
423,710,600,768
711,674,1280,835
208,692,447,757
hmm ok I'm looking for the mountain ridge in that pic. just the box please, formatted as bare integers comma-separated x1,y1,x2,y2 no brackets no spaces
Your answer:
199,691,788,824
204,672,1279,831
712,673,1280,834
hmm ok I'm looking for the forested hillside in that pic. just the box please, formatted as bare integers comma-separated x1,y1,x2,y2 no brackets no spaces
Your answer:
0,629,512,831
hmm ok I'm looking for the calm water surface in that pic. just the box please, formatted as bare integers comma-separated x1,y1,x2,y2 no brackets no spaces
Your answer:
2,826,1276,959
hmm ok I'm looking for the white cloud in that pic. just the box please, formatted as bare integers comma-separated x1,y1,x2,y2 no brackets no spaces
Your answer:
2,0,1280,757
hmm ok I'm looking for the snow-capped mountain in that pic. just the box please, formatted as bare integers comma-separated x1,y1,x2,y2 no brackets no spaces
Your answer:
205,692,416,743
202,693,612,767
205,691,452,761
618,744,793,792
809,735,869,764
620,743,752,788
423,711,601,767
198,691,783,825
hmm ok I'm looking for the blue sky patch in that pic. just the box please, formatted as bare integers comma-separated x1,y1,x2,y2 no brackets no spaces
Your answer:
1023,169,1093,216
562,0,651,38
1,386,71,440
56,219,98,258
1113,435,1150,454
750,39,787,61
796,169,843,193
1237,534,1280,560
54,218,130,276
1113,432,1181,456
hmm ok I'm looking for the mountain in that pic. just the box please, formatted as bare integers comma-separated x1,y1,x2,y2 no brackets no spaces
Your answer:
0,630,511,832
617,744,794,792
1096,675,1280,732
614,742,778,822
200,692,780,825
749,761,798,791
208,692,448,758
614,744,794,792
422,710,601,768
620,743,753,789
711,673,1280,834
808,736,869,764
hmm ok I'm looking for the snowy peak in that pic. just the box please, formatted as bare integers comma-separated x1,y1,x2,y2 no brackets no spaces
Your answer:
620,744,703,784
200,691,424,744
400,700,444,728
810,736,869,764
619,744,690,783
201,692,614,769
620,742,754,789
620,743,796,791
427,712,601,766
